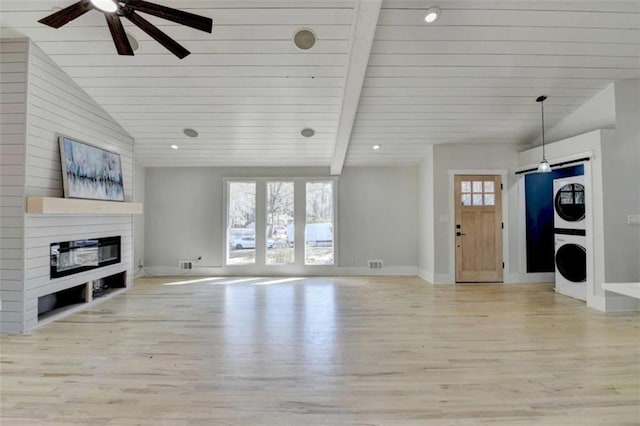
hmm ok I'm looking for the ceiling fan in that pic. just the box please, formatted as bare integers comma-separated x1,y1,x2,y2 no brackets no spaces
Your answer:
38,0,213,59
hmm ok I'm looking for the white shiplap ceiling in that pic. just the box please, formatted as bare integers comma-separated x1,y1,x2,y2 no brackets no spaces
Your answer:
1,0,639,172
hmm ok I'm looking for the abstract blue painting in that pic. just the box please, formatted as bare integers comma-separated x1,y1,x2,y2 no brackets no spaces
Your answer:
59,136,124,201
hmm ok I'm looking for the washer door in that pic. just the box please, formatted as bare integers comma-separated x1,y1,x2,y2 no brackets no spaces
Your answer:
555,183,585,222
555,243,586,282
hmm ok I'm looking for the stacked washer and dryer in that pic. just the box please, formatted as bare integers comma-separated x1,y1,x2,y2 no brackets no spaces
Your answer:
553,176,588,301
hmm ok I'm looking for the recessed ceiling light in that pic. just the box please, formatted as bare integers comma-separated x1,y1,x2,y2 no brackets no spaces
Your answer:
293,28,316,50
170,144,179,150
183,128,199,138
90,0,118,13
301,128,315,137
425,7,441,23
372,144,381,150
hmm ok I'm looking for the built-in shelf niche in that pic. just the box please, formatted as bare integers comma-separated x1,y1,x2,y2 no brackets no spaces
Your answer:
92,271,127,299
27,197,142,215
38,283,88,322
37,271,128,325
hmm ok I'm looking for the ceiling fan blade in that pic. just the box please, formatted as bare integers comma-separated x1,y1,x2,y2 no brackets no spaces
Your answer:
121,0,212,33
126,11,190,59
105,14,134,55
38,0,93,28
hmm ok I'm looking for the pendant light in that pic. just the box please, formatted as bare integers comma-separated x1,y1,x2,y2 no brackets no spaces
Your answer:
536,95,551,173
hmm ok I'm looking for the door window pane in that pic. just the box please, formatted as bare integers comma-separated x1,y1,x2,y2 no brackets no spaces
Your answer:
461,181,471,193
461,194,472,205
484,181,494,193
472,194,483,205
266,182,294,265
472,181,483,193
484,194,495,206
227,182,256,265
305,182,334,265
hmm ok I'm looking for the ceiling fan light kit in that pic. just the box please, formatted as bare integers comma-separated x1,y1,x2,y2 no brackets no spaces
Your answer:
38,0,213,59
91,0,117,13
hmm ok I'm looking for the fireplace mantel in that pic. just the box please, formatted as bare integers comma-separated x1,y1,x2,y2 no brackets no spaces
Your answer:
27,197,143,215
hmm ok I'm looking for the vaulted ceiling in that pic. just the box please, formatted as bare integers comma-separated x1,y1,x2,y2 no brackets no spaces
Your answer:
1,0,639,173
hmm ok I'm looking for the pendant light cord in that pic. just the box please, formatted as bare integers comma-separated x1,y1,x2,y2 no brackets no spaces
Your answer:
536,95,548,161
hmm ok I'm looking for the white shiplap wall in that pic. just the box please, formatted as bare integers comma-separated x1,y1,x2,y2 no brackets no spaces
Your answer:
22,42,135,331
0,39,27,334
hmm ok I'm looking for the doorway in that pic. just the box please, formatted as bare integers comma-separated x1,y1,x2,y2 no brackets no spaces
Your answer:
454,175,503,282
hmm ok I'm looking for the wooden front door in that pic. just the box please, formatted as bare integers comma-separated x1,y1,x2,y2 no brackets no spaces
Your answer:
454,175,503,282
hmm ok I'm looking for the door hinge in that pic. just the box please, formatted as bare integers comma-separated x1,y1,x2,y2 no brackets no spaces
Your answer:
500,183,503,190
501,222,504,229
502,262,505,269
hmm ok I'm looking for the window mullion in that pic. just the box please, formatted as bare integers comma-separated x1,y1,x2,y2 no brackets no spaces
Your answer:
294,179,306,267
255,179,266,267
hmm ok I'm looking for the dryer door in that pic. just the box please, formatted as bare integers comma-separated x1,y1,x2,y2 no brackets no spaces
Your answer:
555,243,586,282
554,183,585,222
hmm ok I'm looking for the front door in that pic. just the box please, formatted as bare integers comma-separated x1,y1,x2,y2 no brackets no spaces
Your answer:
454,175,503,282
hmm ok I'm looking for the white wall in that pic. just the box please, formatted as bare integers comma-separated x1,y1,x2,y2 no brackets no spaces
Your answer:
144,166,418,274
432,143,519,283
601,81,640,283
145,167,227,268
0,39,27,333
21,42,135,331
338,166,418,269
133,161,145,272
417,147,434,282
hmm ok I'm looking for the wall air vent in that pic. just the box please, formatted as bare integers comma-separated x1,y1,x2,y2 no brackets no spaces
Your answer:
368,260,383,269
178,260,193,269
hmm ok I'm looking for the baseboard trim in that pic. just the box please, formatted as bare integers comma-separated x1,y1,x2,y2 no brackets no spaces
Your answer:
418,269,434,283
588,294,639,312
605,295,640,312
434,273,453,284
337,266,418,276
144,265,418,277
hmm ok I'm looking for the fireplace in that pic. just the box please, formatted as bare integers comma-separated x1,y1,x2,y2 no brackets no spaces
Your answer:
50,236,121,278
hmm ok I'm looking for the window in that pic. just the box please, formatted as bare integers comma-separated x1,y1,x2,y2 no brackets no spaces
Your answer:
460,179,495,206
305,181,334,265
266,182,294,265
227,182,256,265
225,178,336,267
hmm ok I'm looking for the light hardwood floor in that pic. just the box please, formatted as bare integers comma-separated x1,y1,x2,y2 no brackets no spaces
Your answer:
1,276,639,425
